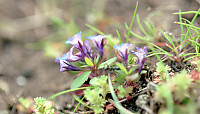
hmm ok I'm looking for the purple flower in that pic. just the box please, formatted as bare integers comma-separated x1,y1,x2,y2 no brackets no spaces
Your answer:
56,46,80,62
70,40,93,61
84,40,92,57
87,35,107,57
65,32,83,49
114,43,132,65
56,60,81,72
131,46,148,74
65,32,95,60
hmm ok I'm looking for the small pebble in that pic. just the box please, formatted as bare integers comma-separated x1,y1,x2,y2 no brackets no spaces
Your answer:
16,76,27,86
0,80,10,94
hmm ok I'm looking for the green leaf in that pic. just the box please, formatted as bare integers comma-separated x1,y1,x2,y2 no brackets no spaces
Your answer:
98,57,117,69
94,52,101,65
128,66,137,74
84,87,106,113
80,64,89,68
116,63,128,74
155,83,173,113
84,57,94,67
114,70,126,83
117,86,132,99
71,71,91,89
125,73,140,82
90,75,107,87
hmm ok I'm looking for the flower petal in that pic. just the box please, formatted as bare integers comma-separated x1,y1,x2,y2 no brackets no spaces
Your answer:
87,35,107,57
59,60,81,72
65,32,83,48
114,43,132,64
57,46,81,62
131,46,148,74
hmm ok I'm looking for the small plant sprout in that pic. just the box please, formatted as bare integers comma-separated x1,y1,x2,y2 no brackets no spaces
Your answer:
84,75,109,113
117,85,133,99
191,57,200,72
156,62,171,80
127,8,200,63
89,75,109,97
150,10,200,62
154,70,191,113
33,97,55,114
17,97,34,112
148,30,199,63
171,70,191,101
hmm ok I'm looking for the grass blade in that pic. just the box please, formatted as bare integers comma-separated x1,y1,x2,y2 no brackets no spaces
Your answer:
73,95,92,113
48,86,92,100
191,8,200,24
116,29,122,44
179,10,184,44
175,22,200,30
162,31,176,49
173,11,200,15
127,1,138,43
108,73,128,114
136,14,149,37
86,24,105,36
150,43,172,56
108,99,134,114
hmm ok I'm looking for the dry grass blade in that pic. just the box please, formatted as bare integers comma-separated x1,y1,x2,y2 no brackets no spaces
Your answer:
108,99,135,114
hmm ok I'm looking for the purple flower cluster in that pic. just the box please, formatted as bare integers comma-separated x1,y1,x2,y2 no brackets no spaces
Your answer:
55,32,148,74
113,43,148,74
55,32,107,72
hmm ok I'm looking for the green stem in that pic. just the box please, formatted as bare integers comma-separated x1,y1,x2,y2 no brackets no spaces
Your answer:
48,87,93,100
